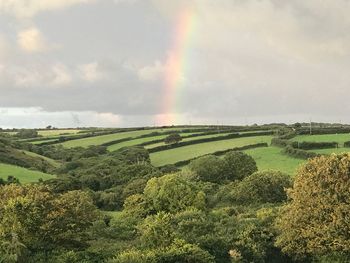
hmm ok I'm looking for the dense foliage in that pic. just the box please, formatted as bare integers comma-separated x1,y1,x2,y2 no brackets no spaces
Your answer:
2,126,350,262
276,154,350,261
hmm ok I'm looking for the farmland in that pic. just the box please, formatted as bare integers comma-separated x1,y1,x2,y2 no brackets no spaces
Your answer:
0,163,55,183
60,128,199,148
150,135,272,167
293,133,350,146
244,146,305,175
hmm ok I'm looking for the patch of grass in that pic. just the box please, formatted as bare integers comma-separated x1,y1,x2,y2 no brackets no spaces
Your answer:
0,163,55,184
145,133,232,149
107,133,197,152
293,134,350,146
37,129,81,137
150,135,272,167
61,128,202,148
23,151,61,168
244,146,306,176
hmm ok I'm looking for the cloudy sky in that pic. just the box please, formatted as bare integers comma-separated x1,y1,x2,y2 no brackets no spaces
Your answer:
0,0,350,128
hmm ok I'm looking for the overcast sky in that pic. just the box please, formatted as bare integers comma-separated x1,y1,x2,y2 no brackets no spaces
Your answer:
0,0,350,128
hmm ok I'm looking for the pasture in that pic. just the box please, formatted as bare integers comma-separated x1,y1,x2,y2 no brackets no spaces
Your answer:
144,132,232,149
23,151,61,168
293,134,350,146
0,163,55,183
244,146,305,175
37,129,81,137
150,135,272,167
61,128,204,148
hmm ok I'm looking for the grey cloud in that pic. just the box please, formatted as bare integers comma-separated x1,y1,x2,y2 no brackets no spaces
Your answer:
1,0,350,127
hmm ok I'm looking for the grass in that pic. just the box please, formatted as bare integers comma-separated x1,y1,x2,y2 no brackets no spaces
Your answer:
107,133,197,152
150,135,272,167
37,129,81,137
244,146,306,175
145,133,232,149
23,151,61,168
293,134,350,146
0,163,55,183
61,128,202,148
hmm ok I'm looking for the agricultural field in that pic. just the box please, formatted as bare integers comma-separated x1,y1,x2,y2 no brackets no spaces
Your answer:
23,151,61,168
144,132,233,149
61,127,205,148
244,146,305,175
150,135,272,167
0,163,55,183
37,129,81,137
293,134,350,146
107,132,199,152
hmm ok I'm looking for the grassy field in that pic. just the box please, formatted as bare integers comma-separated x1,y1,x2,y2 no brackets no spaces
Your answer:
61,128,203,148
150,135,272,167
0,163,55,183
23,151,61,168
293,134,350,146
37,129,81,137
107,132,199,151
145,133,232,149
244,146,305,175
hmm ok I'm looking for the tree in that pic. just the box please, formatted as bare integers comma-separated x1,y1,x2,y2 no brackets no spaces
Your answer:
164,133,182,145
231,170,292,204
188,155,227,183
111,239,215,263
143,173,206,213
0,184,99,258
222,151,258,181
276,154,350,260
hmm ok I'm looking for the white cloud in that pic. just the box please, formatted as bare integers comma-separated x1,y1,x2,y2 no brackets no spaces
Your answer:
0,0,96,18
17,27,48,52
78,62,104,82
11,63,72,87
51,63,72,86
137,60,164,81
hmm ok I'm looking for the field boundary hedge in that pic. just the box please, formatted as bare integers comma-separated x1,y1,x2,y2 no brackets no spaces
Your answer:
296,141,338,150
282,146,319,159
297,127,350,135
159,142,268,168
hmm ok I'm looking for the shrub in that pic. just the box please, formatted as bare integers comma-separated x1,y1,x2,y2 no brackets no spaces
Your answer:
231,170,292,204
222,151,258,181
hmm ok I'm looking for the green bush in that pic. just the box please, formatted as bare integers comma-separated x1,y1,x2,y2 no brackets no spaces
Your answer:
231,170,292,204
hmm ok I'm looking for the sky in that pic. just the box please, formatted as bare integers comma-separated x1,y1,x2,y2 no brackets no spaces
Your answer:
1,0,350,128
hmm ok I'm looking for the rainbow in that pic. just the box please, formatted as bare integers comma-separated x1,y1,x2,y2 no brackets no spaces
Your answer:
157,7,197,126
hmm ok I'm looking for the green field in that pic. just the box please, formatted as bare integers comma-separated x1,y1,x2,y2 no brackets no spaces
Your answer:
61,128,202,148
244,146,306,175
37,129,81,137
0,163,55,183
293,134,350,146
145,133,232,149
150,135,272,167
23,151,61,168
107,132,199,152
